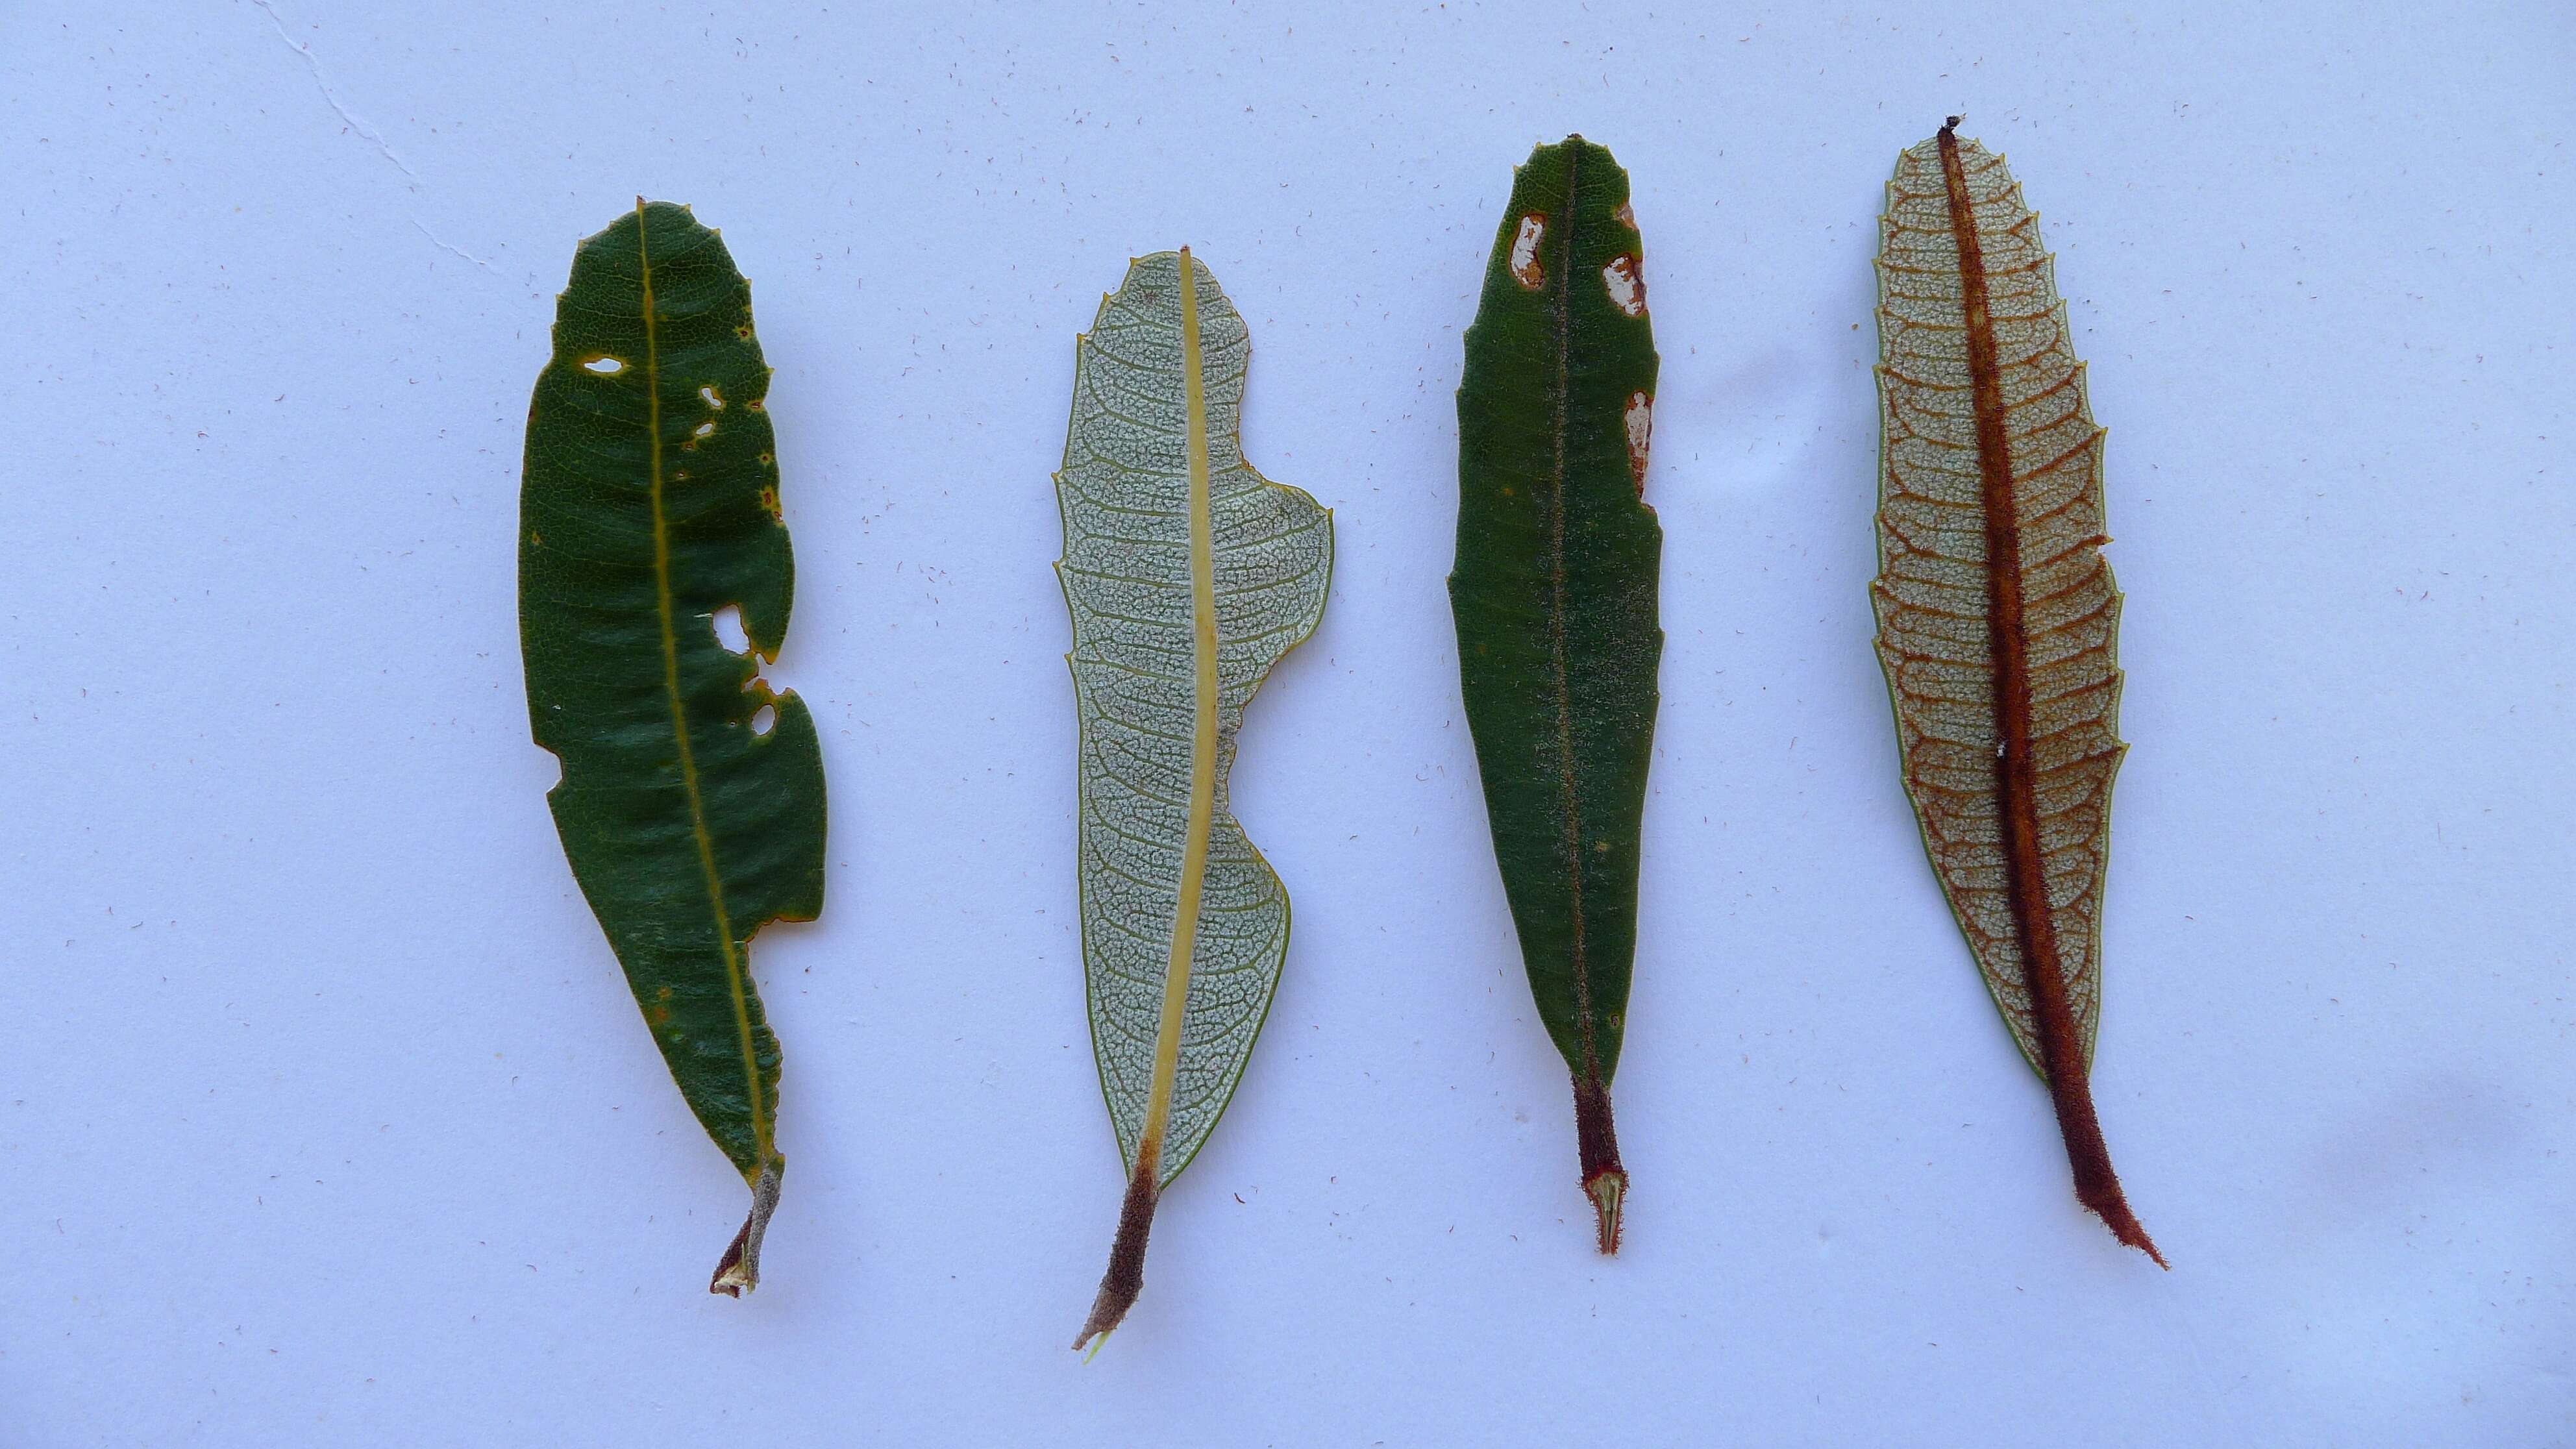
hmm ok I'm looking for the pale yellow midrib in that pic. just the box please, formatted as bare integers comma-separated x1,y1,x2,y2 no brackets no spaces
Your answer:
1134,249,1220,1178
636,202,768,1177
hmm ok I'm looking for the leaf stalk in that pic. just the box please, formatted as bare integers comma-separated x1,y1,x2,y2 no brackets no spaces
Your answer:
1073,1157,1159,1353
709,1158,784,1296
1573,1074,1626,1254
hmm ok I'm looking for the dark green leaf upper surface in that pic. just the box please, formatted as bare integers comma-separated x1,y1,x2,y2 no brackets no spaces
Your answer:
519,203,825,1200
1450,138,1663,1088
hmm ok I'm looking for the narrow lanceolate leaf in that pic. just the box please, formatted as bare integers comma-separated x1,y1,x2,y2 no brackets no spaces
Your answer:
1450,136,1663,1254
520,201,826,1295
1056,251,1332,1353
1872,122,2162,1265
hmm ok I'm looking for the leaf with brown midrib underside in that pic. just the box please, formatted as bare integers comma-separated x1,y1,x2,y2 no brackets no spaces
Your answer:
1871,121,2162,1266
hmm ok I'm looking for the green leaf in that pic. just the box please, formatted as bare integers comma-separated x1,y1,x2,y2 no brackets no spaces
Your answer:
519,201,826,1296
1872,121,2161,1265
1449,136,1663,1254
1056,251,1333,1352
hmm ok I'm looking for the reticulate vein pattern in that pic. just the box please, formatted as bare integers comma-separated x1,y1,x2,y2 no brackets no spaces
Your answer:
1872,133,2124,1076
1055,252,1333,1187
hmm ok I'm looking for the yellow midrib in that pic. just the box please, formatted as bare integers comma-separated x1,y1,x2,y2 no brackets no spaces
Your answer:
636,201,768,1178
1135,248,1220,1178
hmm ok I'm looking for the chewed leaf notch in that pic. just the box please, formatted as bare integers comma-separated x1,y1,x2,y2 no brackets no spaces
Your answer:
519,201,827,1295
1055,251,1333,1351
1872,122,2161,1265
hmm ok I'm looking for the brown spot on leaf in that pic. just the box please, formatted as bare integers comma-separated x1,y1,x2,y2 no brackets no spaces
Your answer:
1509,214,1547,289
1603,254,1646,317
1624,391,1652,491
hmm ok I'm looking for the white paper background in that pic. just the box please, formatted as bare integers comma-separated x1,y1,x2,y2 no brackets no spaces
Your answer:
4,2,2570,1443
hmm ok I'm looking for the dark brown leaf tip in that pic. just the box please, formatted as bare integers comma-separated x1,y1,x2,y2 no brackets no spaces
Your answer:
1942,115,1962,132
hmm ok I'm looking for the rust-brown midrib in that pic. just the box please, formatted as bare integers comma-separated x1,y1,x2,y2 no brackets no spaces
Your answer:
1935,124,2159,1263
1935,132,2072,1082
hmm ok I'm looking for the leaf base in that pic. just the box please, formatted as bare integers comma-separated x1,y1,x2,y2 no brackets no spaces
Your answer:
708,1159,783,1297
1583,1169,1628,1256
1072,1158,1161,1354
1571,1072,1626,1255
2074,1176,2168,1269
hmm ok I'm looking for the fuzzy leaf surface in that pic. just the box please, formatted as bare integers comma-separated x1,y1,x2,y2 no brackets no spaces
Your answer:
1872,125,2159,1263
